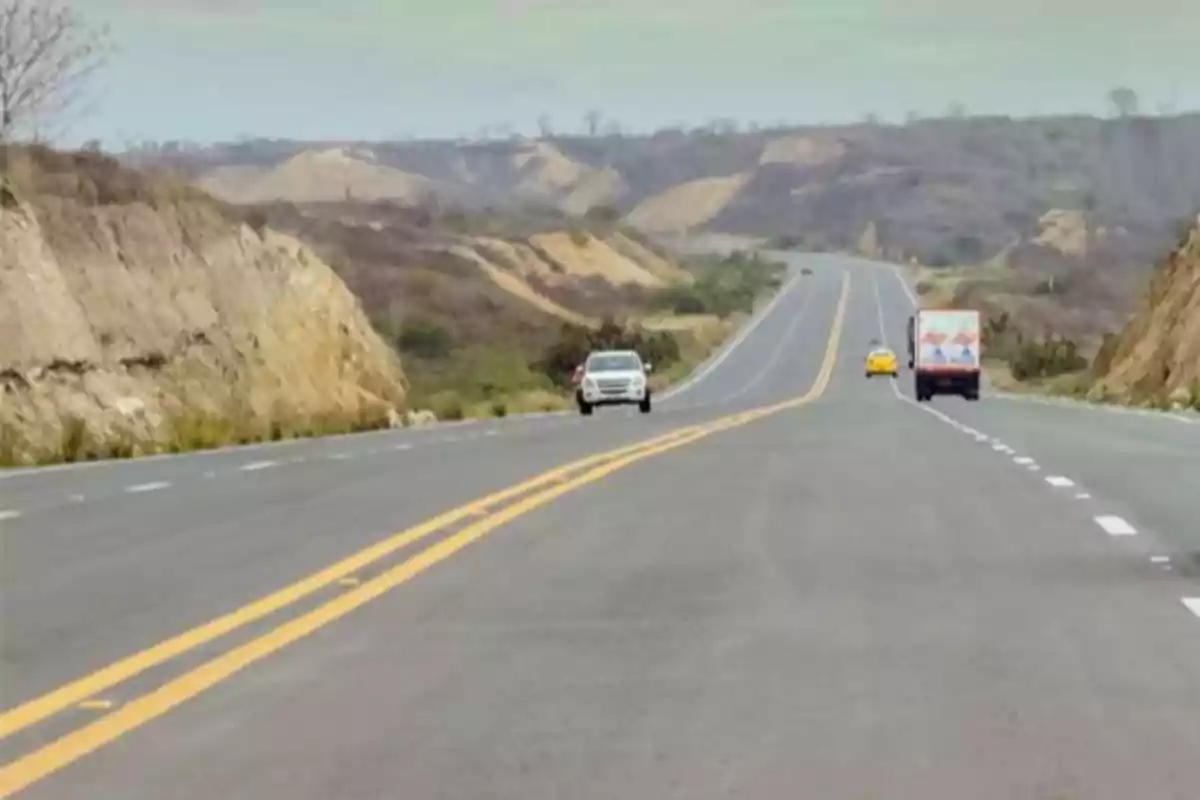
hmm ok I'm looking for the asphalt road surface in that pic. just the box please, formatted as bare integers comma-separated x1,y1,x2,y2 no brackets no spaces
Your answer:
2,255,1199,799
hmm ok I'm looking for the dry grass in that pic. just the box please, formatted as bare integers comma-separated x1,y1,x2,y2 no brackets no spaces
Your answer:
3,144,226,214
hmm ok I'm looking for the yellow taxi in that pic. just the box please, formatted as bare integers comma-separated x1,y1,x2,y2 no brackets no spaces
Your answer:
865,346,899,378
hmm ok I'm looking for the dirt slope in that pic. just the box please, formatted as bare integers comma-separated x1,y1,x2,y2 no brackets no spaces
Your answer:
626,173,752,233
526,231,666,288
0,148,407,465
197,148,448,204
1089,218,1200,406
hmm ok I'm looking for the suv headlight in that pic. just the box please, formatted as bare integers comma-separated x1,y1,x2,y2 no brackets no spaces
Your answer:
582,378,597,391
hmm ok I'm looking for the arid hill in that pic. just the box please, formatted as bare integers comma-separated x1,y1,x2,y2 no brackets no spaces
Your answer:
0,147,408,465
1089,217,1200,408
245,200,699,352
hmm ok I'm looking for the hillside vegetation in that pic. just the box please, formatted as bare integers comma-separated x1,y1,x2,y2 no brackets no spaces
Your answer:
0,146,408,465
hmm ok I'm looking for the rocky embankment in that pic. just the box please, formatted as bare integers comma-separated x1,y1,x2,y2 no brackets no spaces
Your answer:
0,147,408,465
1089,216,1200,409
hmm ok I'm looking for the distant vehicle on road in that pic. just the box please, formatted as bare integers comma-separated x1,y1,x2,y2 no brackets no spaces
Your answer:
864,346,899,378
910,309,981,401
575,350,653,416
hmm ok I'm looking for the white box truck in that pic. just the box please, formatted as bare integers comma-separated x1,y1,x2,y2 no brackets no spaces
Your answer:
907,309,981,402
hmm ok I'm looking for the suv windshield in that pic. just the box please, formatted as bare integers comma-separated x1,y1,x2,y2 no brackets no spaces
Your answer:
587,354,641,372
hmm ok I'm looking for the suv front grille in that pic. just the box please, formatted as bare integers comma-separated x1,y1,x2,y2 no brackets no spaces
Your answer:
596,378,630,394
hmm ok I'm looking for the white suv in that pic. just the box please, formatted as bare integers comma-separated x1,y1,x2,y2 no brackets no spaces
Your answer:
575,350,653,416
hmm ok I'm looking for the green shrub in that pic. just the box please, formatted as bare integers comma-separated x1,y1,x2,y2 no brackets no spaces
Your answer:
650,251,786,319
568,226,589,246
428,392,465,421
1009,335,1088,381
536,319,682,387
395,316,454,360
490,400,508,417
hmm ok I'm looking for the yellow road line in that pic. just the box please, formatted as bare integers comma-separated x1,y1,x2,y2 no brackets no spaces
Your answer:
0,274,849,797
0,425,706,742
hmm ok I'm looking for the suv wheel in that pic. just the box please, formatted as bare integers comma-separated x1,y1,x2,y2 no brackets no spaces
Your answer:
578,400,593,416
639,395,652,414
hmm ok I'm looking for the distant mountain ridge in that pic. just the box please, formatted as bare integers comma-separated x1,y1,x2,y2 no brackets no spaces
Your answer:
123,112,1200,271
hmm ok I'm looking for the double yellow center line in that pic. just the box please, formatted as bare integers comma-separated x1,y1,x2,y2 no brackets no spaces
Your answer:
0,273,850,797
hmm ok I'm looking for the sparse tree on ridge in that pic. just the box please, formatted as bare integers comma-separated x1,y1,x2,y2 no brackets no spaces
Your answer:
1107,87,1139,118
584,109,601,137
537,114,554,139
0,0,113,142
947,101,967,119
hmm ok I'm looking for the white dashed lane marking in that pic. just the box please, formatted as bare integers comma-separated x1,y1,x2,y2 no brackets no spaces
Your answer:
878,271,1183,615
394,443,413,451
1183,598,1200,619
125,482,170,494
239,460,278,472
1094,515,1137,536
0,510,21,521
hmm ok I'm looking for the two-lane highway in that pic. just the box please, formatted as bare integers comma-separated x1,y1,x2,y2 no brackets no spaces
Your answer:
3,255,1199,798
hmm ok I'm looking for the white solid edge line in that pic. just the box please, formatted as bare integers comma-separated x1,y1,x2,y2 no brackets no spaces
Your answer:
1045,476,1075,487
990,391,1198,425
659,263,807,401
239,460,278,472
125,481,170,494
1182,598,1200,619
1094,515,1137,536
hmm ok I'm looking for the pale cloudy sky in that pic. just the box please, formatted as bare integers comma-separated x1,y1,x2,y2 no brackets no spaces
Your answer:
77,0,1200,146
